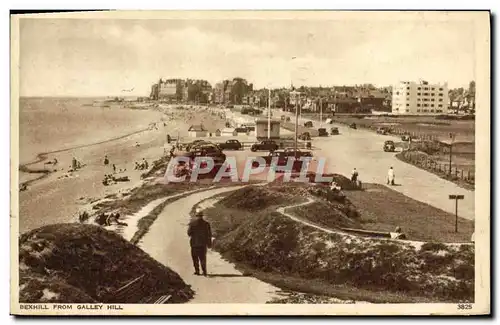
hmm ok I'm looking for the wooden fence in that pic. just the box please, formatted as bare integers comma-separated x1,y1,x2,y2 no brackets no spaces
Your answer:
401,151,475,185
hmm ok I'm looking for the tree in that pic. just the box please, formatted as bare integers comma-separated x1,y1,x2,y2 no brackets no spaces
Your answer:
467,81,475,111
230,77,249,104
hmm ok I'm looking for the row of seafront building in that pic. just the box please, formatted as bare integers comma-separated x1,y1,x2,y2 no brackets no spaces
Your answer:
149,78,473,115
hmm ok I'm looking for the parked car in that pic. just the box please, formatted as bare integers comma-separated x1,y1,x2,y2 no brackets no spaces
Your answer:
304,121,314,128
256,149,312,172
298,132,311,141
318,128,328,137
186,140,212,151
349,123,357,129
218,139,243,150
185,145,226,163
401,134,411,141
286,117,291,122
383,140,396,152
330,127,339,135
235,127,248,133
283,148,313,158
250,139,279,152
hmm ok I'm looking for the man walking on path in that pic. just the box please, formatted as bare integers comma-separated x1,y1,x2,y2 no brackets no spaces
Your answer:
187,210,212,276
387,166,395,185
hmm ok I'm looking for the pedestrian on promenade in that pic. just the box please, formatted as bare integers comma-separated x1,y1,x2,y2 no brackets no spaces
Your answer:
387,167,395,185
104,155,109,166
187,209,212,276
351,168,359,183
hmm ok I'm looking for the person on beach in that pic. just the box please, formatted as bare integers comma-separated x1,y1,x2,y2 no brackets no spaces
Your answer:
187,210,212,276
387,167,395,185
72,157,78,170
104,155,109,166
112,164,116,173
143,158,149,170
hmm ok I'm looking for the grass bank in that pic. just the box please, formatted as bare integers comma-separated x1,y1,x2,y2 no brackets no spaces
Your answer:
19,224,194,303
201,182,474,303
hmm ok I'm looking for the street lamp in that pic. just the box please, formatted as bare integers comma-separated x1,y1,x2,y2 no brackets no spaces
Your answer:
448,132,455,176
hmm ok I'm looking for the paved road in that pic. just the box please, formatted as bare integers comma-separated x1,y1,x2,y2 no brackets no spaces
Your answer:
229,109,474,220
139,187,281,303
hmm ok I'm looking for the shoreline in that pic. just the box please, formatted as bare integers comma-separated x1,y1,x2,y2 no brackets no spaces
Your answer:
19,125,156,188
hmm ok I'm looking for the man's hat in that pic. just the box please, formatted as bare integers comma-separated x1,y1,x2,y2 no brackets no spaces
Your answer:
195,209,203,217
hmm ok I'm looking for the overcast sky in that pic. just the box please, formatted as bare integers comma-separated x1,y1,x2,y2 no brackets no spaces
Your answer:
18,16,476,97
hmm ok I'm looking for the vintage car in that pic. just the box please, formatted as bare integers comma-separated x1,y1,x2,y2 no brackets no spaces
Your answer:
383,140,396,152
298,132,311,141
218,139,243,150
349,123,357,129
318,128,329,137
250,139,279,152
304,121,314,128
330,127,339,135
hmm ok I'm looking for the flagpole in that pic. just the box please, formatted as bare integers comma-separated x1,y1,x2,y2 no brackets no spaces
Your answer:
319,97,323,128
267,88,271,139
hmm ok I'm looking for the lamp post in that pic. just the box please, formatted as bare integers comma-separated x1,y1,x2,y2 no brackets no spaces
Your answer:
267,88,271,139
448,133,455,176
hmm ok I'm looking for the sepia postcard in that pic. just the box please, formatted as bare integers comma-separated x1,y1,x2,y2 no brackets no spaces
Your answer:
10,10,490,316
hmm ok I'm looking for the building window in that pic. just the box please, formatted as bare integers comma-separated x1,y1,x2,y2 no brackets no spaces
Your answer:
424,87,429,90
431,98,435,101
431,93,435,96
417,87,421,90
406,92,410,96
417,93,421,95
417,109,421,112
407,87,410,90
438,104,443,107
439,99,443,102
431,87,435,90
417,104,421,107
439,93,443,96
406,109,410,112
431,109,435,112
406,103,409,106
431,104,434,107
423,104,428,107
439,88,443,91
396,91,400,95
423,93,429,96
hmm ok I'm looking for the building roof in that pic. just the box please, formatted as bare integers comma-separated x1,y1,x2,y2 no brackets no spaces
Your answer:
188,124,207,132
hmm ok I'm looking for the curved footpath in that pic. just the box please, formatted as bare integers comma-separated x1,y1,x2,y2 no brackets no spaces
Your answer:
139,186,282,304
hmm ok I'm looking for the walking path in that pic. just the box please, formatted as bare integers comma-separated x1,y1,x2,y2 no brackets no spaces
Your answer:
139,186,282,303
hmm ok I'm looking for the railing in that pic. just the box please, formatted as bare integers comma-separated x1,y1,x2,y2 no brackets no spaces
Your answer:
398,150,475,186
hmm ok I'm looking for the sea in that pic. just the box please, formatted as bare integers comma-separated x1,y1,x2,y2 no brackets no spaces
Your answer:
18,97,161,165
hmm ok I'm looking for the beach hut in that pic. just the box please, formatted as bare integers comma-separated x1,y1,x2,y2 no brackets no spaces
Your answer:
188,124,208,138
221,128,238,137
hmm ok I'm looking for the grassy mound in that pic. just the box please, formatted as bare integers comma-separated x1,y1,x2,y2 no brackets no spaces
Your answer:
203,183,474,302
212,211,473,302
19,224,194,303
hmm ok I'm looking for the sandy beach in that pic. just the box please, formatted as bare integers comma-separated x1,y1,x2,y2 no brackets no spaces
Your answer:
18,100,227,233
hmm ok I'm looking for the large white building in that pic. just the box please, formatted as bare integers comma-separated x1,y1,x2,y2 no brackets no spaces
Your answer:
392,80,449,114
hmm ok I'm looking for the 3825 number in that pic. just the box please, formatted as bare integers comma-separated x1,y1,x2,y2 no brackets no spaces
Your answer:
457,303,472,310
